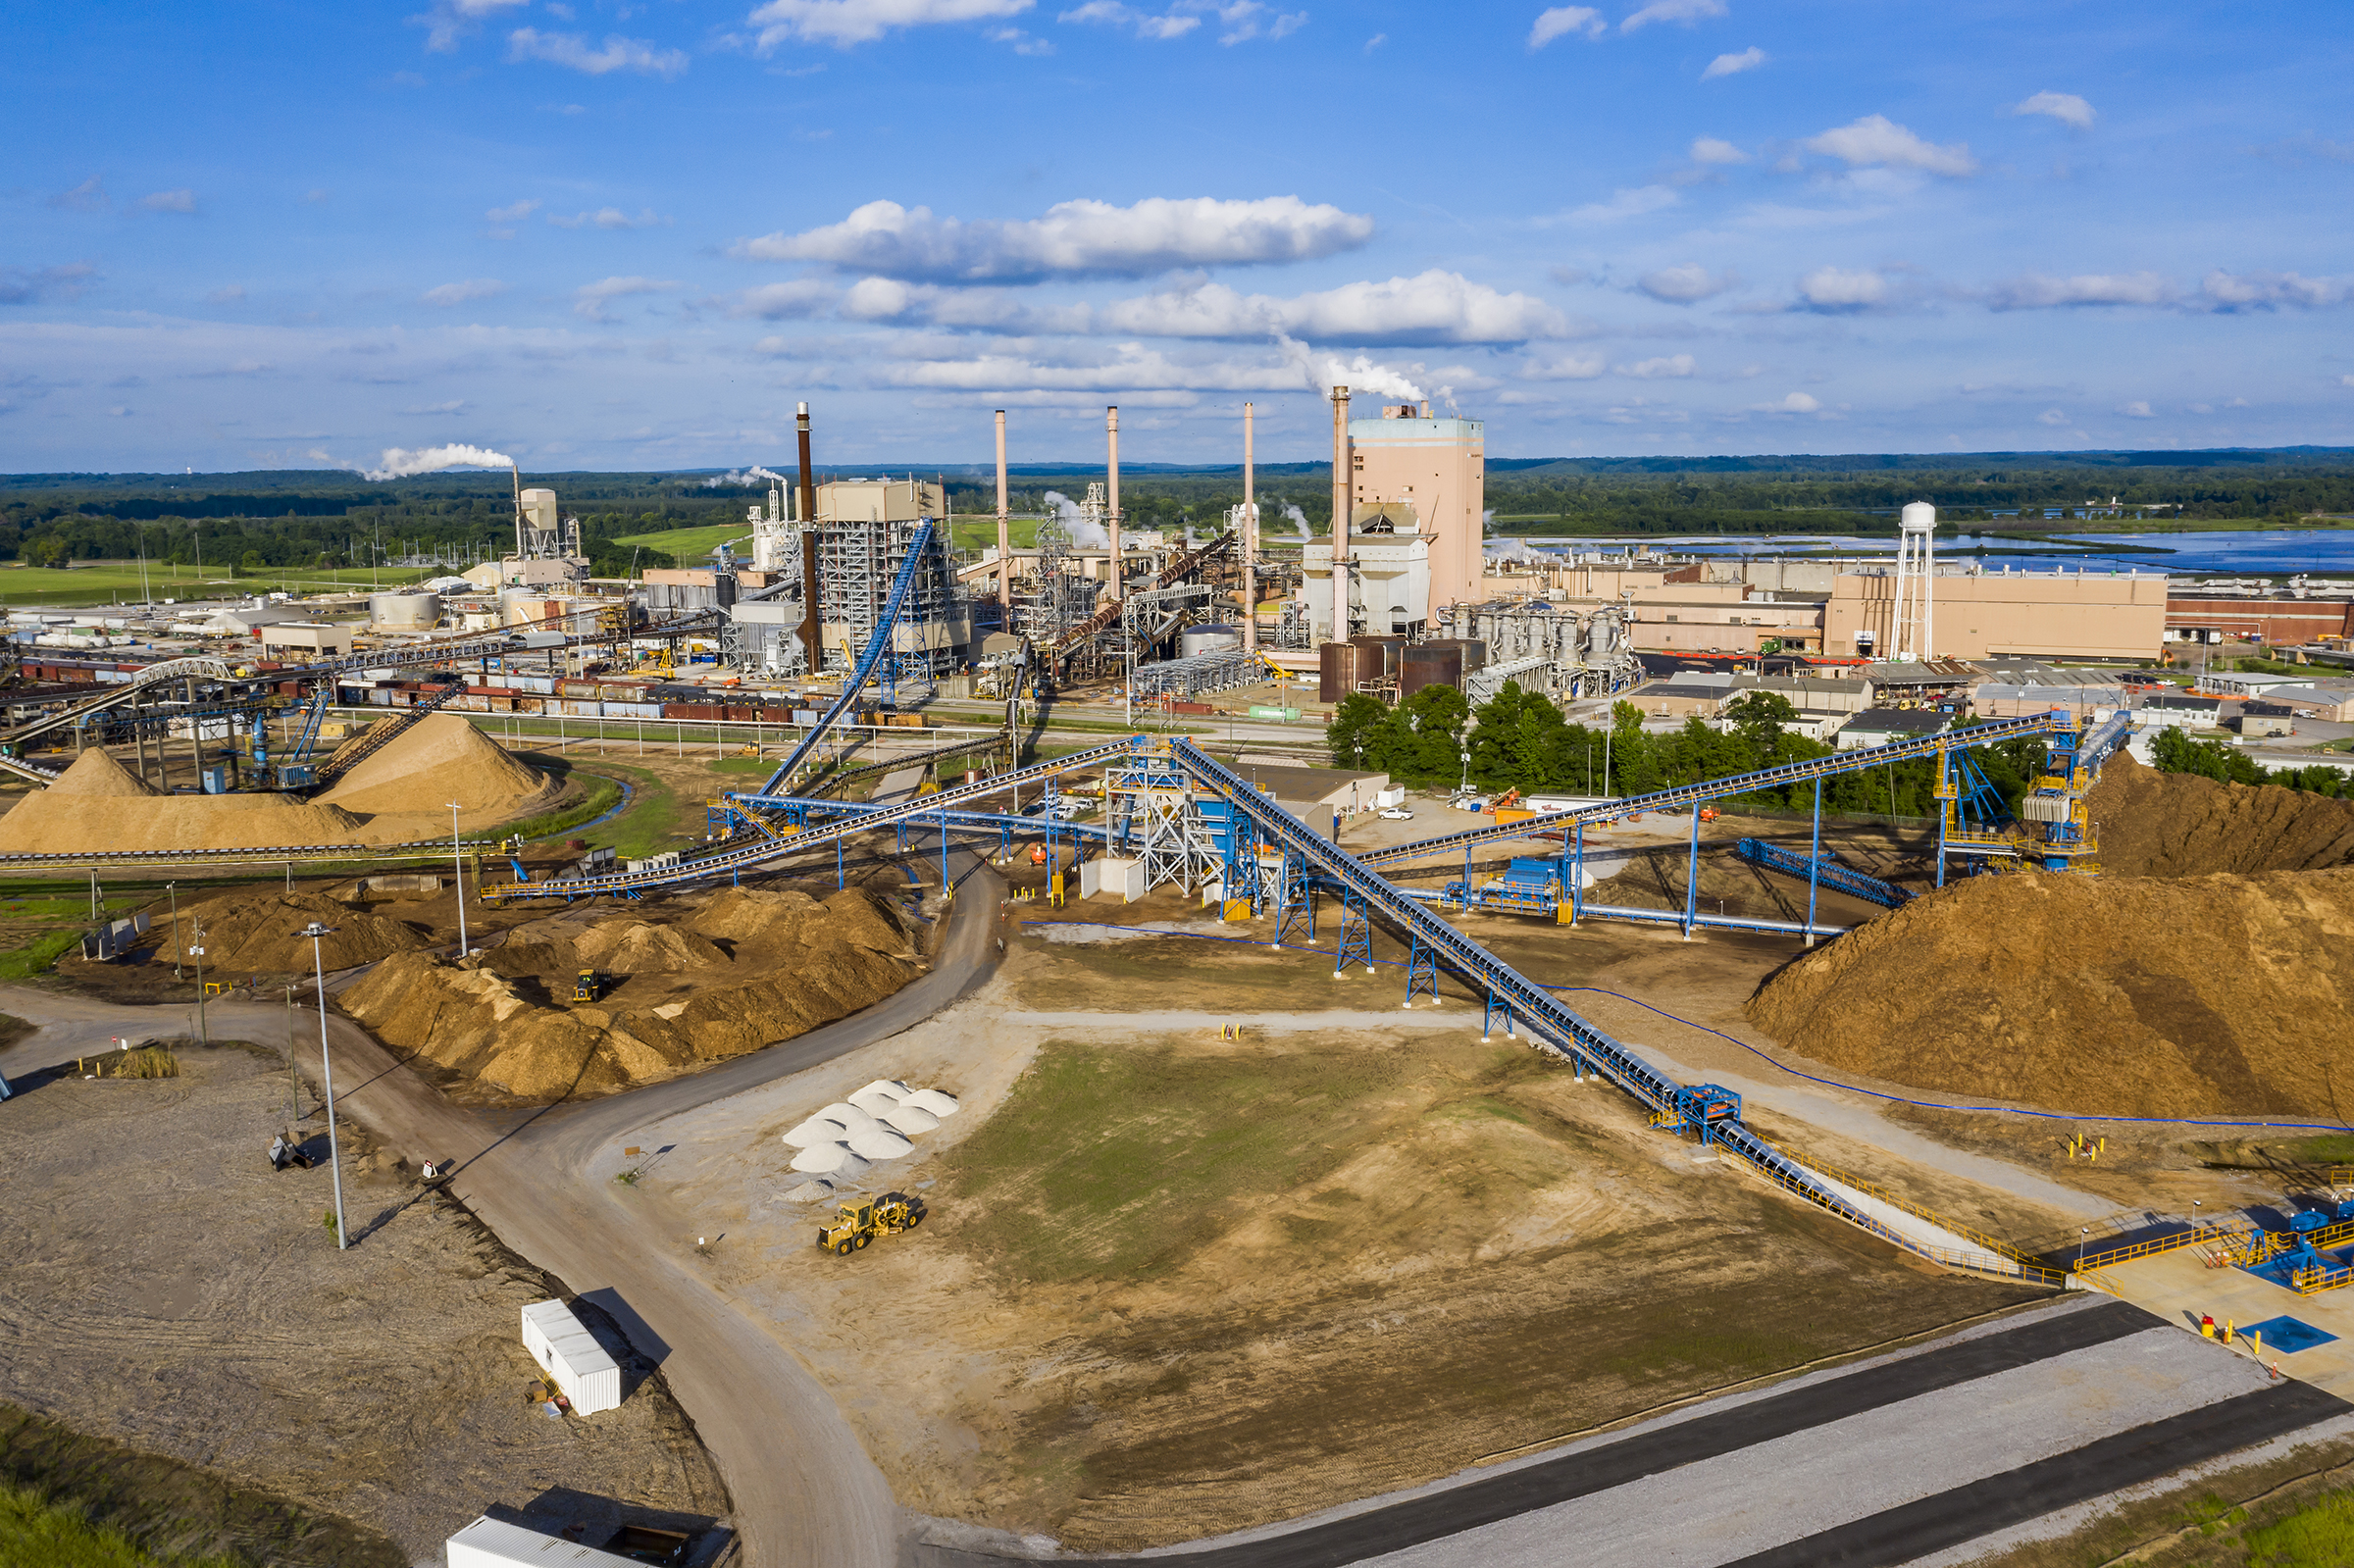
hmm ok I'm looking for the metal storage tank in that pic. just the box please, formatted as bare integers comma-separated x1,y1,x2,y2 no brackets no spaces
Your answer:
369,591,441,630
1401,643,1464,697
1180,624,1242,657
1351,633,1407,681
1419,637,1488,675
1318,640,1363,703
518,1298,621,1414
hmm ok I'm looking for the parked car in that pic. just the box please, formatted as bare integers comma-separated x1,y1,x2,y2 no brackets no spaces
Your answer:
1378,807,1415,821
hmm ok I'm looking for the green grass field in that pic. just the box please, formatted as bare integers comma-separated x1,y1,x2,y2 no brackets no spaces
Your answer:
609,523,754,561
0,561,435,608
0,1484,234,1568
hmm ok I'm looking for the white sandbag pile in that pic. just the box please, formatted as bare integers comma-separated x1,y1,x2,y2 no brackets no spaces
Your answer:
782,1079,958,1191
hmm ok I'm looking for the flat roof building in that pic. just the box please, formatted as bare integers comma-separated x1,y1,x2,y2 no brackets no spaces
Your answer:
1826,570,2166,662
1349,405,1483,615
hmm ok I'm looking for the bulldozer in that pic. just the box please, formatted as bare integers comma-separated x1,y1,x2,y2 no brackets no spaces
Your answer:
815,1190,927,1255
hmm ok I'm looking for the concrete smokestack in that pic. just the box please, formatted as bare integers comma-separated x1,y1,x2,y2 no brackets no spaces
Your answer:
796,402,821,675
995,410,1011,614
1330,385,1351,640
1105,405,1122,602
1242,401,1256,653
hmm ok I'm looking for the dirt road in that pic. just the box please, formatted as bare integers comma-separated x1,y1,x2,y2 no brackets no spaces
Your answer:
0,850,1008,1568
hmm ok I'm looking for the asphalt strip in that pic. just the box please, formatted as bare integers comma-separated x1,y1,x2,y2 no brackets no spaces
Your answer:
977,1300,2161,1568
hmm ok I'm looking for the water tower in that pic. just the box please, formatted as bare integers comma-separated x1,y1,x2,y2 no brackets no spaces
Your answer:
1892,501,1936,662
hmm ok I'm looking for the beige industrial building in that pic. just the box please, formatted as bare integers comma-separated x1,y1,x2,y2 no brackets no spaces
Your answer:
1349,405,1484,614
1823,570,2166,661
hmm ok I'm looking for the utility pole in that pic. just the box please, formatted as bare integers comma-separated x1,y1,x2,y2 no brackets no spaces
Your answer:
300,922,348,1250
189,920,208,1045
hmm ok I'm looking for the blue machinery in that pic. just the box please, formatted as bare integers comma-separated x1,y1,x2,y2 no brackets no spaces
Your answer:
1732,838,1913,911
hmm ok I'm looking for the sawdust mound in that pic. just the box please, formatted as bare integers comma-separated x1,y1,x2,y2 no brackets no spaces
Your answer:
2089,753,2354,876
341,885,919,1100
0,784,377,855
151,890,434,973
320,713,549,815
1746,867,2354,1118
48,749,160,797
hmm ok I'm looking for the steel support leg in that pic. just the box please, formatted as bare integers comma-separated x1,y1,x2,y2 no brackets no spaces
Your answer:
1333,888,1372,977
1682,800,1702,939
1935,748,1951,889
1404,932,1438,1006
1805,776,1822,946
1571,821,1584,926
837,835,845,891
1482,991,1514,1040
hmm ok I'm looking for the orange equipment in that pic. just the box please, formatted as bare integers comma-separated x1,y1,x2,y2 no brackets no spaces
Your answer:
1029,842,1049,866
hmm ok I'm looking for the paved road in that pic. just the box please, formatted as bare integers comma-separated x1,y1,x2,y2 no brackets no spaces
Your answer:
0,849,1007,1568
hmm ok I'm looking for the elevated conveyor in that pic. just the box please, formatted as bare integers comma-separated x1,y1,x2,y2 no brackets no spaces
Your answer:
1163,737,2055,1283
1733,837,1913,910
1360,710,2080,869
756,520,936,798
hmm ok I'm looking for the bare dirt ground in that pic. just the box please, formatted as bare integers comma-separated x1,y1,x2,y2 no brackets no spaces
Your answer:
0,1038,732,1564
628,908,2045,1554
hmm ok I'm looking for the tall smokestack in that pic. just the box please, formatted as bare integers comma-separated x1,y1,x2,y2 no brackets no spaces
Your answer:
1241,402,1256,653
1330,385,1351,641
995,410,1011,617
796,402,821,677
1105,405,1122,602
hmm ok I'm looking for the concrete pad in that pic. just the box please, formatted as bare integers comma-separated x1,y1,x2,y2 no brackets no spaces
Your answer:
2092,1247,2354,1398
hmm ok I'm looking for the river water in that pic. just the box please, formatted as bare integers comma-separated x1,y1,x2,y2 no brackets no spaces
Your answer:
1508,529,2354,580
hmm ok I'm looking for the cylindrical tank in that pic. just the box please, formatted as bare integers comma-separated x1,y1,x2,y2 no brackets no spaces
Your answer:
1352,633,1407,680
1401,643,1464,697
1181,624,1241,657
1318,640,1362,703
370,590,442,630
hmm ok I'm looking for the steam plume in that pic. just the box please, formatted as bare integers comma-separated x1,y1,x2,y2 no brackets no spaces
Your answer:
359,443,516,481
702,465,787,488
1042,490,1109,548
1274,333,1423,401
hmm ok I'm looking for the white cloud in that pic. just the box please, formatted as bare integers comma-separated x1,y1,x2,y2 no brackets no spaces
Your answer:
402,400,468,415
1804,115,1977,177
1753,390,1819,414
486,199,541,223
728,279,837,319
1637,264,1737,303
751,0,1033,47
507,29,691,77
1210,2,1307,44
1701,45,1764,78
206,284,245,305
1363,31,1385,51
423,278,509,306
548,207,667,229
1795,265,1891,310
2342,376,2354,388
137,189,197,214
2120,400,2154,418
2036,408,2068,426
1616,353,1694,379
736,195,1373,280
415,0,529,53
49,176,108,212
1525,350,1606,379
2202,270,2352,310
1528,6,1604,46
574,276,679,321
2014,91,2094,130
1058,1,1200,39
1621,0,1725,32
0,263,97,305
1986,272,2174,309
1564,184,1678,224
361,442,515,481
1689,135,1747,165
987,24,1053,50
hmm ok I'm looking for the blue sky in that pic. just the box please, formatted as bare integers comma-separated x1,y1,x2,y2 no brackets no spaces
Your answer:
4,0,2351,474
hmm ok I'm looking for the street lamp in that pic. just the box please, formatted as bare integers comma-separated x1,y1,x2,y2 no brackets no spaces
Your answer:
447,801,468,958
298,921,348,1250
2077,1225,2089,1273
167,881,181,980
188,919,208,1045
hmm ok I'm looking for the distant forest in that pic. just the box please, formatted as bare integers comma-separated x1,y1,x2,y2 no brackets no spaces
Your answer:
2,446,2349,573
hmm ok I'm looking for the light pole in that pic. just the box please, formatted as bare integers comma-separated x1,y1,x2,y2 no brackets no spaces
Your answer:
189,919,208,1045
300,921,348,1250
448,801,468,958
167,882,181,979
2077,1225,2088,1274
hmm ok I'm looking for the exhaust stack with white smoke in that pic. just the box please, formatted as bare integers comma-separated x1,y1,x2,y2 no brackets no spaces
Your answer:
1274,334,1422,402
702,465,787,488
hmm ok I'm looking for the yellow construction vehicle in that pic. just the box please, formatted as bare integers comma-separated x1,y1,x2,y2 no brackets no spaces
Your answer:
572,969,602,1003
815,1190,927,1255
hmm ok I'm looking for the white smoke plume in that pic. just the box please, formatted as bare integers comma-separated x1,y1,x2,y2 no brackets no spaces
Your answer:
1274,333,1424,401
358,443,515,481
1280,502,1311,539
702,465,787,488
1042,489,1110,548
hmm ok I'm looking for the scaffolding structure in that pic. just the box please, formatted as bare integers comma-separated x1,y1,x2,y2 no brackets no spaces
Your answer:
817,511,961,684
1129,646,1266,701
1020,489,1098,649
1106,751,1223,896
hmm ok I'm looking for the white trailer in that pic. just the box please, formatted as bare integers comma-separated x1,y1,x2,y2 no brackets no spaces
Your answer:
519,1299,623,1415
446,1514,638,1567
